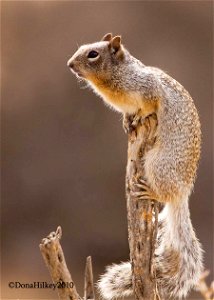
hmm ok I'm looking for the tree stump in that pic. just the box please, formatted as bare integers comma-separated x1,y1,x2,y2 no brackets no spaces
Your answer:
126,113,160,300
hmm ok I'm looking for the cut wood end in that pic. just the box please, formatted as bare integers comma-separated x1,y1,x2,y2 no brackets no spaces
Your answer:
56,225,62,239
86,256,92,265
39,226,62,250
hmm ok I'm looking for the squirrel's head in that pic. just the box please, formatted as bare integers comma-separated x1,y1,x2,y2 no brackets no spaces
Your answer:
67,33,125,83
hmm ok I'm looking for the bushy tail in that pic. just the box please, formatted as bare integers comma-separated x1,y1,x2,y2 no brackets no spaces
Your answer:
97,202,203,300
97,262,133,299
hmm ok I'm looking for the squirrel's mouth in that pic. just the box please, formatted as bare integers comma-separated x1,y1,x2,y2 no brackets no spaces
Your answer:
67,59,84,78
69,67,84,78
76,72,84,78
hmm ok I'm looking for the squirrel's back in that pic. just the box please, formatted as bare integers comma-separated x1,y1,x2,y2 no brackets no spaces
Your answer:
142,67,201,202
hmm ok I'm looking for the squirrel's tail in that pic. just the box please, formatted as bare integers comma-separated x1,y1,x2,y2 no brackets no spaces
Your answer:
97,201,203,300
97,262,132,299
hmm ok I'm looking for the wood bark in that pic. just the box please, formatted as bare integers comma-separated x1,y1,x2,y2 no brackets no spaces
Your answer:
40,226,95,300
84,256,95,300
126,113,160,300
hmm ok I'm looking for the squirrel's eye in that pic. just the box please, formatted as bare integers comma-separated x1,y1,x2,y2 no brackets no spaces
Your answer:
88,50,99,59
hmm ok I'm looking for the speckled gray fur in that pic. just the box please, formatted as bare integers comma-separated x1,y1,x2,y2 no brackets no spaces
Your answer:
68,35,203,299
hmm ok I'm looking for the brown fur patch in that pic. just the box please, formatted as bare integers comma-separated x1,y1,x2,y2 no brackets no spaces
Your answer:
88,75,159,115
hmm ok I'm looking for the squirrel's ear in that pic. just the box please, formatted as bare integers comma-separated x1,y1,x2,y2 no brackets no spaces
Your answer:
110,36,121,53
101,33,112,42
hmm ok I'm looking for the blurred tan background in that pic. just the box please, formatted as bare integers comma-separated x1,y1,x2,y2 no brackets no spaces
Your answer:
1,1,213,299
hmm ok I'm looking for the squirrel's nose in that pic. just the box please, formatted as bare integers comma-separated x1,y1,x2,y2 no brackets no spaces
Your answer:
67,58,74,69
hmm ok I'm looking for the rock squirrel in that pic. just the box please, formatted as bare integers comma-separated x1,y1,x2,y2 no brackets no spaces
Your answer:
67,33,203,299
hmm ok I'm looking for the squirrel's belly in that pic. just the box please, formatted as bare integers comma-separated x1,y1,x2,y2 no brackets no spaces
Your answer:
102,95,138,114
103,92,158,116
94,86,140,114
88,79,136,113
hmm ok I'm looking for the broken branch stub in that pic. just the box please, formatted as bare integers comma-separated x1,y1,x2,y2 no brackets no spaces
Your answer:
39,226,81,300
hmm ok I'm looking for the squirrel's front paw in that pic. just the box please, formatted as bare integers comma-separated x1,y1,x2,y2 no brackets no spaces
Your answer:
123,113,141,134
